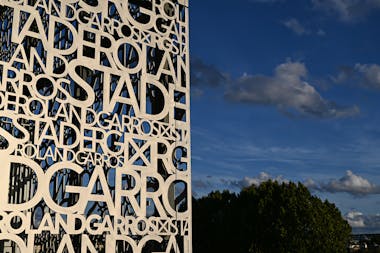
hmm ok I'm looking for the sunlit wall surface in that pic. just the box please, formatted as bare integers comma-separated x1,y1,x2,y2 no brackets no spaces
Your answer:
0,0,191,252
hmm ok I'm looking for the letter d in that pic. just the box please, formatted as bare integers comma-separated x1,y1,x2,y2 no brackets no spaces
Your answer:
0,156,44,212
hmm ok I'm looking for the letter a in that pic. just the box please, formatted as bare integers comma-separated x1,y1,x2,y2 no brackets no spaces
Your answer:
57,234,75,253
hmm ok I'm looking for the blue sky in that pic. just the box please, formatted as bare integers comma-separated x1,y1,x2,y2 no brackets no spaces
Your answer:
189,0,380,234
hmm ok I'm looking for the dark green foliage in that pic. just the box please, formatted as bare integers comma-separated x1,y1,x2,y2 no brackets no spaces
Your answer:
193,181,351,253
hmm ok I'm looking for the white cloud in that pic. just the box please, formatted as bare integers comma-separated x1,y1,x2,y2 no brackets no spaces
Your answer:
345,211,380,233
354,63,380,88
316,29,326,36
192,172,291,195
225,61,359,118
332,66,355,83
304,178,318,188
219,172,290,189
191,57,227,87
192,178,212,189
282,18,310,36
307,170,380,196
345,211,366,227
191,58,360,118
312,0,380,21
334,63,380,89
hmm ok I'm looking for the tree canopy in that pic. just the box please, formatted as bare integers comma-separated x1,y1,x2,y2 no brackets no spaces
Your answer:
192,181,351,253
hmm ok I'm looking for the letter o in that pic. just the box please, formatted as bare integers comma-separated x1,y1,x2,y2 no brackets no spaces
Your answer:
113,39,143,73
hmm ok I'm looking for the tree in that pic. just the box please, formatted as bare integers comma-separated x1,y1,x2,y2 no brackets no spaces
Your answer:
193,181,351,253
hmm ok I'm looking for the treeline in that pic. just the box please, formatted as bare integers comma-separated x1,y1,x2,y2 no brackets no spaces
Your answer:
192,181,351,253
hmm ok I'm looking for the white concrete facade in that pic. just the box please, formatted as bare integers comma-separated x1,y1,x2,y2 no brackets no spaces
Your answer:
0,0,191,252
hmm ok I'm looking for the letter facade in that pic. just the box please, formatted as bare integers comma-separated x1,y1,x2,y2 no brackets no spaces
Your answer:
0,0,191,252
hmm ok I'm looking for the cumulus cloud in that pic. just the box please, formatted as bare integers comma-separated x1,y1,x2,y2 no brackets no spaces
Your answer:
191,58,359,118
192,176,219,197
345,211,380,233
334,63,380,88
316,29,326,36
282,18,325,36
282,18,310,36
332,65,355,83
306,170,380,196
192,179,212,190
192,172,290,194
225,61,359,118
354,63,380,88
345,211,366,227
222,172,290,189
191,57,227,87
312,0,380,21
